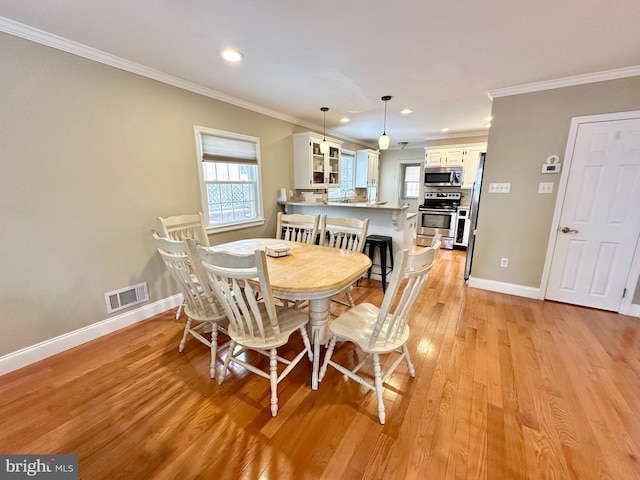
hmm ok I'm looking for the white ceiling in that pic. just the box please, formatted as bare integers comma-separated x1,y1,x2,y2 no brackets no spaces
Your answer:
2,0,640,148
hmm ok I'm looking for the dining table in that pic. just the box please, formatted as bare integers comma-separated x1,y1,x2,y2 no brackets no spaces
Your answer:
209,238,372,389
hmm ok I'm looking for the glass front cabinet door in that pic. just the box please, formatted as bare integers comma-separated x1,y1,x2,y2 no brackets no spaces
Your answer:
293,132,342,190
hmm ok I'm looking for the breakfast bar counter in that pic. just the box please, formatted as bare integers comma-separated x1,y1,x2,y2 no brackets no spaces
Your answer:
278,201,417,280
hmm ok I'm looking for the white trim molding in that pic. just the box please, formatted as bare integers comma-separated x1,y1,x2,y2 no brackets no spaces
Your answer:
467,277,542,300
488,65,640,100
0,294,182,376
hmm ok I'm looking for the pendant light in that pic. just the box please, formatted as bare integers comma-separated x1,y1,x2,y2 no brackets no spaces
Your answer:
320,107,330,154
378,95,392,150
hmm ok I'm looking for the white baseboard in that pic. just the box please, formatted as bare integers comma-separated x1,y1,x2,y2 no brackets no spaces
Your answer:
0,294,182,376
466,277,542,299
468,277,640,317
620,303,640,317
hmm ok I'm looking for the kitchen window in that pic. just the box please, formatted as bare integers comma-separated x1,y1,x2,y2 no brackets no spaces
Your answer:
401,163,421,199
194,126,264,232
328,150,355,199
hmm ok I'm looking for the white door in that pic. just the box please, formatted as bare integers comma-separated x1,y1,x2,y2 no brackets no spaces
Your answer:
546,116,640,311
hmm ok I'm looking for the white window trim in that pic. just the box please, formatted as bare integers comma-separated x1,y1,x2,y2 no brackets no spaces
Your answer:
398,160,422,200
194,125,265,233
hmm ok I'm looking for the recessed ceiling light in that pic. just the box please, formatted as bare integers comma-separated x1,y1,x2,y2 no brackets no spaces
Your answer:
401,109,413,115
440,127,450,132
485,123,492,128
484,116,493,122
221,49,244,62
340,117,350,123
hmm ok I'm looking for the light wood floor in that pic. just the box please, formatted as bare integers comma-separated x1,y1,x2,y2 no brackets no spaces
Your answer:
1,250,639,479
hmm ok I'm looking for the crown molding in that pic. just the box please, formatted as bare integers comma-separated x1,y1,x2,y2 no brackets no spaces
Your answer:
0,16,364,145
424,129,490,141
488,65,640,100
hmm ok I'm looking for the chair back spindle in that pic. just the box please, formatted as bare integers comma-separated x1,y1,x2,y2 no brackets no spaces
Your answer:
276,212,320,245
369,240,440,349
157,212,210,246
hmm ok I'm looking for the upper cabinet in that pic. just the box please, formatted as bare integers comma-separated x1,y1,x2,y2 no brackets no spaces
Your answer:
461,146,485,188
425,143,487,189
293,132,343,189
355,149,380,188
425,147,465,167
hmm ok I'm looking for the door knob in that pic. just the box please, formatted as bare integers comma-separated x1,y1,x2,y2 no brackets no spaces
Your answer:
561,227,579,234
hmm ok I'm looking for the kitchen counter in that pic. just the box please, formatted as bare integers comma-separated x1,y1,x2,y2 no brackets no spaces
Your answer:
278,201,417,282
279,200,408,211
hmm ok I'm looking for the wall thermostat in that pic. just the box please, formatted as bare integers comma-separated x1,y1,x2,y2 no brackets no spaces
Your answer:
542,154,561,173
542,163,561,173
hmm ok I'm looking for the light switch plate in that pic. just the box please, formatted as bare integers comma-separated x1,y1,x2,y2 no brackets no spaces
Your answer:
538,182,554,194
488,182,511,193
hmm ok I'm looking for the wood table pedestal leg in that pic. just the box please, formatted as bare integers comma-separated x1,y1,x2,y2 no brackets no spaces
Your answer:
307,297,330,390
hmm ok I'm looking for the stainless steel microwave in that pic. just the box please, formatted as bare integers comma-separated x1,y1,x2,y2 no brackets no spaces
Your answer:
424,166,462,187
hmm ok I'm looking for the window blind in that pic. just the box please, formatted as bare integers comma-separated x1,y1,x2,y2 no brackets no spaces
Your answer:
201,135,257,164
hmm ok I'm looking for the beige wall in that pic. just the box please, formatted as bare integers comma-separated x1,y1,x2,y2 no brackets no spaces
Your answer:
473,76,640,304
0,33,366,357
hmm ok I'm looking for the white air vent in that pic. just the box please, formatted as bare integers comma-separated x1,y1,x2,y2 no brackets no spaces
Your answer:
105,282,149,314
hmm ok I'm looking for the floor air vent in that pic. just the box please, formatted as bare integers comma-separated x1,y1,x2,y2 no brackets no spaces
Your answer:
105,282,149,314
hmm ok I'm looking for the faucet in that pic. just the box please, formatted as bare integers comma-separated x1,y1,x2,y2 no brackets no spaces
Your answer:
342,189,357,203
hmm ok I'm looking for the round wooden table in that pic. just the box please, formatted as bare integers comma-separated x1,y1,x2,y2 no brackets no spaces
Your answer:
210,238,371,389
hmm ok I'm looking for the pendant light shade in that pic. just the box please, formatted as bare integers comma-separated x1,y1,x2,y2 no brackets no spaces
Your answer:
320,107,330,154
378,95,392,150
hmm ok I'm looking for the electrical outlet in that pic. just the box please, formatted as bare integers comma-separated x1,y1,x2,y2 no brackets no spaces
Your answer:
500,258,509,268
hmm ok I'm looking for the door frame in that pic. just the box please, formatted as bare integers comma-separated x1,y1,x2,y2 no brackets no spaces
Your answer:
540,110,640,317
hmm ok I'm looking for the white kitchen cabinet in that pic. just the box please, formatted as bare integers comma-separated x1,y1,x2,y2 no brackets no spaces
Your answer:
461,146,485,188
424,149,445,166
355,149,379,187
425,143,486,188
355,149,380,202
293,132,343,189
425,147,464,166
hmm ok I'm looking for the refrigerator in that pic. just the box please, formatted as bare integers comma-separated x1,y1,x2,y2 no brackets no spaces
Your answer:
464,153,485,280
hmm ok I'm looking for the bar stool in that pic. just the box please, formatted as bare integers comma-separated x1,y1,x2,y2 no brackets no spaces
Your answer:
364,235,394,292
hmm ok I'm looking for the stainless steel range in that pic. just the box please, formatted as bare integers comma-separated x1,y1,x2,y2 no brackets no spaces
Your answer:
416,191,461,249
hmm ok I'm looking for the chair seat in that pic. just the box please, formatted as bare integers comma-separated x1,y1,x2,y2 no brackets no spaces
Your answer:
227,304,309,349
329,303,411,354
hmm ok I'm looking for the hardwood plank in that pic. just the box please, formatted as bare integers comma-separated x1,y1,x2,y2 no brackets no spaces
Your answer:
1,249,639,479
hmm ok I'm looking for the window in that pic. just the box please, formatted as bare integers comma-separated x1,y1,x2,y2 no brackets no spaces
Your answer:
328,150,355,199
402,163,421,199
194,126,264,232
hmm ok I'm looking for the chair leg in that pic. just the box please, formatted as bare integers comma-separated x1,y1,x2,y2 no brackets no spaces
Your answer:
319,335,338,382
299,326,313,362
218,341,235,385
176,299,184,320
209,324,218,379
402,344,415,377
179,318,193,352
372,353,386,424
269,349,279,417
345,285,356,308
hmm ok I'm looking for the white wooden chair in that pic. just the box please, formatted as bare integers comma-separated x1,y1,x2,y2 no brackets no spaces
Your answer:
320,215,370,308
157,212,210,319
151,232,228,378
318,239,441,424
276,212,320,244
157,212,210,246
195,246,313,417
